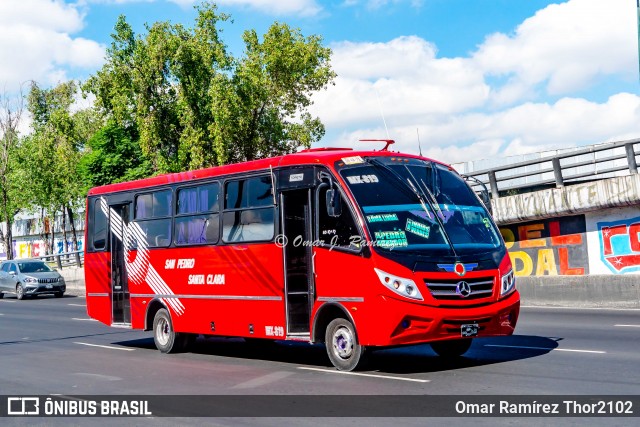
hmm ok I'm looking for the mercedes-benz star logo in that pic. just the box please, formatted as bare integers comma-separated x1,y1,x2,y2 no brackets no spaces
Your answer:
456,281,472,298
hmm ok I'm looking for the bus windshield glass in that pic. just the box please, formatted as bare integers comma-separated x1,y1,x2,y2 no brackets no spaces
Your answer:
338,157,503,256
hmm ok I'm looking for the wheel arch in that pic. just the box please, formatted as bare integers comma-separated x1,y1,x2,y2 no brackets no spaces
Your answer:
312,302,358,344
144,298,169,331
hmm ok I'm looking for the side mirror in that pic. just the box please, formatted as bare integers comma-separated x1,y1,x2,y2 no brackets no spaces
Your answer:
326,189,342,217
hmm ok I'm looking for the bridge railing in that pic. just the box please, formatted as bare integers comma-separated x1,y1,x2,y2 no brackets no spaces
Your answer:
461,138,640,199
33,250,83,269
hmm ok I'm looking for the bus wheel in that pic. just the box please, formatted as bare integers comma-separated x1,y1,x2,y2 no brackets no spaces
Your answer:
153,308,185,353
430,339,472,358
325,318,367,371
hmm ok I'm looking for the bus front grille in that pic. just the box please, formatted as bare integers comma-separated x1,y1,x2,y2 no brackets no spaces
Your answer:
424,277,494,300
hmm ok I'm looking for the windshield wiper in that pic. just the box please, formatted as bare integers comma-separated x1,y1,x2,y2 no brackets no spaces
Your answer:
367,158,457,256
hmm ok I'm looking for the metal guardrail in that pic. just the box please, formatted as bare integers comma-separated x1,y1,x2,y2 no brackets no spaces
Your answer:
33,250,83,269
462,138,640,199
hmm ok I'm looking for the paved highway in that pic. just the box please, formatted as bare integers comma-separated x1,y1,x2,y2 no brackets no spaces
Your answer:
0,294,638,425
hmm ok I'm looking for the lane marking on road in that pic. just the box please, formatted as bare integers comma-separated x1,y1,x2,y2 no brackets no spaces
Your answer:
233,371,294,389
0,313,4,316
484,344,606,354
73,372,122,381
614,324,640,328
74,342,135,351
521,305,640,311
72,318,98,322
297,367,430,383
68,303,86,307
0,299,16,303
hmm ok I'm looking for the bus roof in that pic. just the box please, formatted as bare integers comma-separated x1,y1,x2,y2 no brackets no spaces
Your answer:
87,148,448,196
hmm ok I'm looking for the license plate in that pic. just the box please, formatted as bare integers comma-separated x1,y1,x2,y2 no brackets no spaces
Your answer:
461,324,479,337
46,284,53,289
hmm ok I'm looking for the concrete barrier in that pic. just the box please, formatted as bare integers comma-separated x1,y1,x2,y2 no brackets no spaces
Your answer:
62,267,639,308
516,276,640,308
59,267,86,297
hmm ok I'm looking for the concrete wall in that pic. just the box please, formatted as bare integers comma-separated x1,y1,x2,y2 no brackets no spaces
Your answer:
475,191,640,307
498,205,640,278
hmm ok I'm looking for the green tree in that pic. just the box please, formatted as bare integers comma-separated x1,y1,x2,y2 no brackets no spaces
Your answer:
79,121,152,188
0,90,26,260
211,23,332,164
85,2,335,173
24,81,88,253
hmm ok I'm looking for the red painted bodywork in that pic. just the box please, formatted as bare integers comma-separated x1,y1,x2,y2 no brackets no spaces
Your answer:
84,148,520,347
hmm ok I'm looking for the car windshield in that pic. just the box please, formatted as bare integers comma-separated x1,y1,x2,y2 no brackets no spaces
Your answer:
338,156,503,256
18,262,53,273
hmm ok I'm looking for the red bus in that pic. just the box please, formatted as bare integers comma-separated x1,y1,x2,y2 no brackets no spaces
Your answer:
84,147,519,371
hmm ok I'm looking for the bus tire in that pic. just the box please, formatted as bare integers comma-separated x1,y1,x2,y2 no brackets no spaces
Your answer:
430,339,472,358
325,318,367,371
153,308,185,354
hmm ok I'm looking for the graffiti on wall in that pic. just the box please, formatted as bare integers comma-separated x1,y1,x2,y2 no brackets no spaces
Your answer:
500,215,589,276
597,216,640,274
12,239,84,259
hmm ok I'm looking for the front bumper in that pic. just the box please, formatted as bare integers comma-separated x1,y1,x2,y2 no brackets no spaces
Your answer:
24,283,66,295
372,291,520,346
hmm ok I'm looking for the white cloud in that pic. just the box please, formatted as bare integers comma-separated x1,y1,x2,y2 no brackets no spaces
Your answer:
323,93,640,164
0,1,105,92
0,0,84,33
312,36,489,126
475,0,637,99
313,0,640,164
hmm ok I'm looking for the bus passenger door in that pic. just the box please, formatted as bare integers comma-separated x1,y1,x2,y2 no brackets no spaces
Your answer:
110,203,131,326
281,188,314,335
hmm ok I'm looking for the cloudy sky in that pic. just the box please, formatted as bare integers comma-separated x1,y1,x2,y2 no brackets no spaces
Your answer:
1,0,638,164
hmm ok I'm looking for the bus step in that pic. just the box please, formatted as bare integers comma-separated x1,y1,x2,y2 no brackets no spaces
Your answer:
285,334,311,342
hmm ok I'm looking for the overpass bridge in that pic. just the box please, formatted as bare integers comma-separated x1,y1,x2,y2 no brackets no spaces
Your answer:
454,138,640,308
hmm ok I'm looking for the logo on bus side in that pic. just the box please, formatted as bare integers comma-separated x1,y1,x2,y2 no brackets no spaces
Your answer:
99,197,185,316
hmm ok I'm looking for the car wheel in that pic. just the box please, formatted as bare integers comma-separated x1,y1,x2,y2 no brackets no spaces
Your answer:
153,308,187,353
16,284,25,300
325,318,368,371
54,292,64,298
0,292,4,299
430,339,473,358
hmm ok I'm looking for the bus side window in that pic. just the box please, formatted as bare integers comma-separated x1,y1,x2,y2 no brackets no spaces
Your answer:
93,199,107,250
318,187,360,249
175,183,220,245
222,176,275,243
134,190,172,248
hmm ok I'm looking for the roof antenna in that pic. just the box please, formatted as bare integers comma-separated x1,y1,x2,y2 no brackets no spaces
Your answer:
416,128,423,157
375,89,390,139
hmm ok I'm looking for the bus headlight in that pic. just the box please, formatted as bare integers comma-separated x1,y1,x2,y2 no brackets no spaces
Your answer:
374,268,423,301
500,269,516,297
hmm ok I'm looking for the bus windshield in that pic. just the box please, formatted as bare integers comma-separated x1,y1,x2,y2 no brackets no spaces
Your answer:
339,157,503,256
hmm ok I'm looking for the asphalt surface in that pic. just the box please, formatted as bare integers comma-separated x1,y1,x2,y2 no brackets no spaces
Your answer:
0,294,639,426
